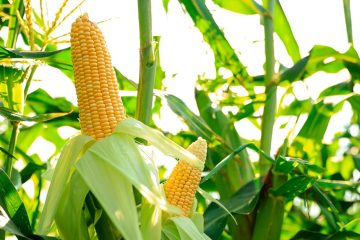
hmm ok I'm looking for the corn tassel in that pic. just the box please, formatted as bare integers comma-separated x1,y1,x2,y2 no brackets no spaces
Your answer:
164,137,207,216
71,13,125,139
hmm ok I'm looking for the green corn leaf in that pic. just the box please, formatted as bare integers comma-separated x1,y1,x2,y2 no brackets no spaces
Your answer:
0,47,73,79
280,45,360,83
201,143,274,184
0,106,71,122
319,82,353,98
163,93,219,142
0,146,16,160
115,68,137,91
270,176,317,199
0,134,37,165
0,169,32,236
291,230,360,240
290,230,329,240
212,0,266,15
20,162,46,183
316,179,360,191
195,90,254,182
278,98,312,116
201,143,252,184
275,156,325,174
212,1,300,63
0,214,29,239
162,0,170,12
280,56,309,83
312,183,344,228
26,88,75,113
0,46,65,59
197,188,236,224
273,2,301,63
296,101,336,143
42,48,73,79
204,179,261,239
348,95,360,125
26,88,79,129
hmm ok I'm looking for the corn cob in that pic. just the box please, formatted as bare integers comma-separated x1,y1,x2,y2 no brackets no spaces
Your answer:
71,14,125,139
164,137,207,216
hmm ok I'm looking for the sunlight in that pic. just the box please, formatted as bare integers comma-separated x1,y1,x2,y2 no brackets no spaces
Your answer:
27,137,56,162
1,0,359,238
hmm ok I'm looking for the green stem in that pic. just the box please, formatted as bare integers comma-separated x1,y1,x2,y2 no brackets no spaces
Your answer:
252,171,287,240
4,122,19,177
252,0,286,239
4,64,36,177
24,66,38,98
135,0,156,124
259,0,277,175
6,75,15,110
6,0,25,48
343,0,353,44
259,85,277,174
1,0,24,237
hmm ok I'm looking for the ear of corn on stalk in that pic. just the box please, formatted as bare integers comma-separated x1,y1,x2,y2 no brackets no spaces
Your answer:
164,137,207,217
39,13,212,240
71,13,125,139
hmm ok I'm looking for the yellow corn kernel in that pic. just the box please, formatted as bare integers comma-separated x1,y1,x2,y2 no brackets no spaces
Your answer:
164,137,207,216
71,14,125,139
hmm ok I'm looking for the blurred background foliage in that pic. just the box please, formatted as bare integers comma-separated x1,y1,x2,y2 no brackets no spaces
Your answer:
0,0,359,239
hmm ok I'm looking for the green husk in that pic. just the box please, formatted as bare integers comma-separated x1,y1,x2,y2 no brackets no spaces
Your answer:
38,117,210,239
76,134,178,213
115,118,204,170
37,135,92,234
170,217,211,240
75,143,142,240
55,172,90,240
141,198,162,240
162,220,181,240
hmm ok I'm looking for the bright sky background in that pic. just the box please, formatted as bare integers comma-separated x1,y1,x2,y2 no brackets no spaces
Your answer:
29,0,360,159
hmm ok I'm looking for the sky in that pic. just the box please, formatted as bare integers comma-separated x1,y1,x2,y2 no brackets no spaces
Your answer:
28,0,360,160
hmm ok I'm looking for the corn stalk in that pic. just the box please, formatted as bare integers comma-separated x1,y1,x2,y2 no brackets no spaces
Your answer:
136,0,157,124
3,0,25,178
252,0,286,239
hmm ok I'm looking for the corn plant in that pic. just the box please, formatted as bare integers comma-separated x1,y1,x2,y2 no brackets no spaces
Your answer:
0,0,359,240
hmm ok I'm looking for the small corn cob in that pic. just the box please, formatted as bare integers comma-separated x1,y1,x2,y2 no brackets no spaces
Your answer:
71,14,125,139
164,137,207,216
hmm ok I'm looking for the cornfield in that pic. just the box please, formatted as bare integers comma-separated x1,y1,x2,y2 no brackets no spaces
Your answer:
0,0,359,239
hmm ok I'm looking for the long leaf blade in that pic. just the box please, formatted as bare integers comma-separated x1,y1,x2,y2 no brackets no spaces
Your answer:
0,106,71,122
179,0,251,87
0,169,32,236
